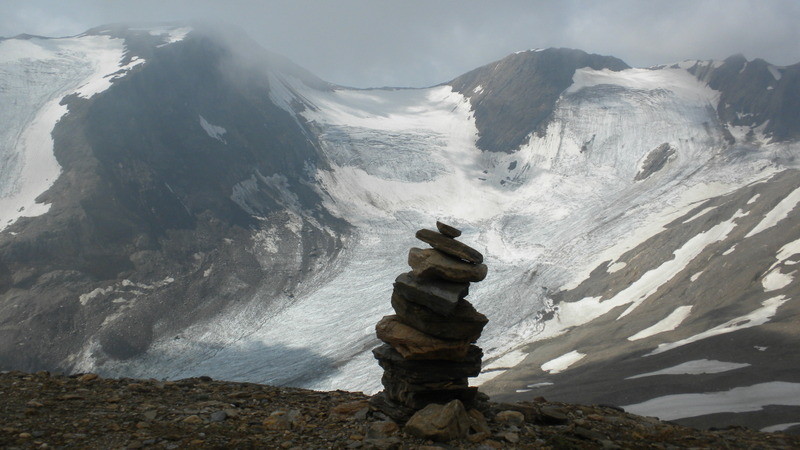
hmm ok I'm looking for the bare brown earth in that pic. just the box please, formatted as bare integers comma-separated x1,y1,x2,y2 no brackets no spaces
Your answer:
2,371,799,449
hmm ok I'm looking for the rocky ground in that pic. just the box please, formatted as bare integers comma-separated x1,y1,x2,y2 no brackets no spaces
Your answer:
2,371,799,449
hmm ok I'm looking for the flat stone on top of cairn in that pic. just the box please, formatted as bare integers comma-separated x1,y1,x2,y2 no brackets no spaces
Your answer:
371,221,489,423
436,220,462,238
415,229,483,264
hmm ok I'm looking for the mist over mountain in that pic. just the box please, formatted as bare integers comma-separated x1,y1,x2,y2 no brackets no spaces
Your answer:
1,24,798,433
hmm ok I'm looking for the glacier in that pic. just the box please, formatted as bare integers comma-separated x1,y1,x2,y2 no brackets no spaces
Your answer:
89,59,796,402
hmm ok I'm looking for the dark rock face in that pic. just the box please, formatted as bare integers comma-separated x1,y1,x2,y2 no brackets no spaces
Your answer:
0,26,348,372
688,55,800,142
634,143,676,181
449,48,629,153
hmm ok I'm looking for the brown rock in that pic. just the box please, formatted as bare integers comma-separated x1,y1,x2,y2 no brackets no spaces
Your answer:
373,344,482,382
467,409,491,442
182,415,203,424
393,272,468,316
369,392,417,424
391,292,487,341
263,411,292,430
408,248,488,283
330,400,370,420
364,421,399,439
499,431,520,443
375,315,470,360
416,229,483,263
436,221,462,238
381,373,477,409
495,410,525,426
538,405,569,425
405,399,471,442
78,373,99,382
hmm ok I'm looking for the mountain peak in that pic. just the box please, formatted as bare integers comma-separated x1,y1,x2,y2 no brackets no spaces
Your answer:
449,47,629,153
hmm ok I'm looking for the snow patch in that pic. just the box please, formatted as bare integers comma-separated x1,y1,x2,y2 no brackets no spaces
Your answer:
473,349,527,386
682,206,716,224
79,286,115,306
616,209,747,319
607,261,627,273
761,422,800,433
627,305,693,341
745,186,800,238
648,295,789,355
622,382,800,421
762,268,793,291
541,350,585,374
199,115,227,143
142,26,192,47
627,359,749,379
767,65,782,81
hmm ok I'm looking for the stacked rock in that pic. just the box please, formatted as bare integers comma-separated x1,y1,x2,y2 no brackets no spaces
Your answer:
371,221,489,422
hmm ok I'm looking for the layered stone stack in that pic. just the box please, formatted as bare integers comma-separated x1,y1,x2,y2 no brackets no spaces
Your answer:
371,221,489,422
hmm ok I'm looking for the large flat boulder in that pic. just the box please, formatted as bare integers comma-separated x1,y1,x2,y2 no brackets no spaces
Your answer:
391,292,487,341
382,372,477,410
393,272,469,316
373,344,482,382
375,315,470,360
415,229,483,264
408,248,488,283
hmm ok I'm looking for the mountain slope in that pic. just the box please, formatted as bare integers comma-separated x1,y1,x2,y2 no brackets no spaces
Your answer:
1,26,799,433
0,24,347,372
449,48,629,153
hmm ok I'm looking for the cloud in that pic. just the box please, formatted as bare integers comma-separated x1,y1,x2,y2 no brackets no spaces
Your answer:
0,0,798,87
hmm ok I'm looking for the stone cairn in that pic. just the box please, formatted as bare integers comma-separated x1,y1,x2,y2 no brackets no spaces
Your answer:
371,221,489,422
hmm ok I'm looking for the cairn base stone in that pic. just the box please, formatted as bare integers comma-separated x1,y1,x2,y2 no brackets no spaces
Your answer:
369,392,416,424
404,400,471,442
382,373,478,410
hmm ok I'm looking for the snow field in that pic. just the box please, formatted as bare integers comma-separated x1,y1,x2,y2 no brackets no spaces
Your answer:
622,382,800,421
626,359,750,379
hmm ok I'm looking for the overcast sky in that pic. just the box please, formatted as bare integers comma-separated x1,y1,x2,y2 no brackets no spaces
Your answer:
1,0,798,88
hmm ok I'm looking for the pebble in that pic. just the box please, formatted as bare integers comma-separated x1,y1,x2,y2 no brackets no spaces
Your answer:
495,410,525,426
210,410,228,422
182,415,203,424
